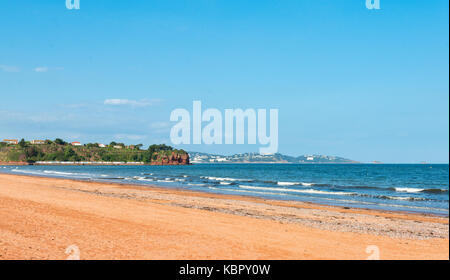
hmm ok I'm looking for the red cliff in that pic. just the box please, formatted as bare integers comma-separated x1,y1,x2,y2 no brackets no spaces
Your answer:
151,151,190,165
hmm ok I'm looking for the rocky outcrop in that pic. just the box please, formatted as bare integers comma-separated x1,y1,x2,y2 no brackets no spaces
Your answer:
151,152,190,165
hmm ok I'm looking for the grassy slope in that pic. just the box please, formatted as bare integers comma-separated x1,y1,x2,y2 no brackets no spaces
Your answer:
0,144,187,164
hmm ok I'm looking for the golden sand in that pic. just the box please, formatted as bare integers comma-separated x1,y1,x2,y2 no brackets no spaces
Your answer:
0,173,448,260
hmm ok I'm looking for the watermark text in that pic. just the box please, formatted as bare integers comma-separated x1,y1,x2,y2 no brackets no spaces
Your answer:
66,0,80,10
170,101,279,154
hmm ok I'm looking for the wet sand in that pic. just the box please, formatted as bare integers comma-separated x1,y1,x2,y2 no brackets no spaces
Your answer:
0,173,448,260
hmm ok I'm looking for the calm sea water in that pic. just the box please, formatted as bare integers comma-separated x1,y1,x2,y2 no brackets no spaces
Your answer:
2,164,448,216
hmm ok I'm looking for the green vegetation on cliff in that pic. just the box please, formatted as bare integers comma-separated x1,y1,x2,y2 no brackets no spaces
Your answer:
0,139,189,165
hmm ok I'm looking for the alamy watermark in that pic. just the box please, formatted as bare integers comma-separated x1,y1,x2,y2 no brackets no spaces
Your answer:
66,0,80,10
366,245,380,260
65,244,80,260
170,101,279,154
366,0,380,10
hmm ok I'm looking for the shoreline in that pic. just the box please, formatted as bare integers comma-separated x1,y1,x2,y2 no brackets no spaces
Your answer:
1,168,448,218
1,170,448,219
0,173,448,259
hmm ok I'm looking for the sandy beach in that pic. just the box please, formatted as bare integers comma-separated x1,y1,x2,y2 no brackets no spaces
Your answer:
0,173,448,260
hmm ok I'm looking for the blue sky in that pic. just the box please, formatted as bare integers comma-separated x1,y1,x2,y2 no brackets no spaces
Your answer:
0,0,448,163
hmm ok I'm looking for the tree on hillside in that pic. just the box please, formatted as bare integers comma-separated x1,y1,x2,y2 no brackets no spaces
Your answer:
54,138,66,145
148,144,173,154
19,138,26,148
86,143,99,148
25,146,39,160
63,146,81,161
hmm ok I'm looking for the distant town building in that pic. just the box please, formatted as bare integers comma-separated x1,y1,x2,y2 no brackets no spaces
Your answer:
3,139,18,145
98,144,106,148
113,145,123,149
71,142,82,146
307,156,314,161
31,140,45,145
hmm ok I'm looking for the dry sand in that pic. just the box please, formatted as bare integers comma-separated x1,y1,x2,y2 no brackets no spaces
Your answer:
0,173,448,260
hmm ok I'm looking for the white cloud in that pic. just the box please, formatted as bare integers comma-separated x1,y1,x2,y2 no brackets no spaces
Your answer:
104,98,162,107
34,66,64,72
34,67,48,73
0,65,20,72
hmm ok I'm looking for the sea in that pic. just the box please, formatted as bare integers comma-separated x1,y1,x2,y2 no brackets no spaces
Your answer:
1,164,448,216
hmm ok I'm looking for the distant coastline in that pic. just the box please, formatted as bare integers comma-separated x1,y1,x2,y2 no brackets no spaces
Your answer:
188,152,359,164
